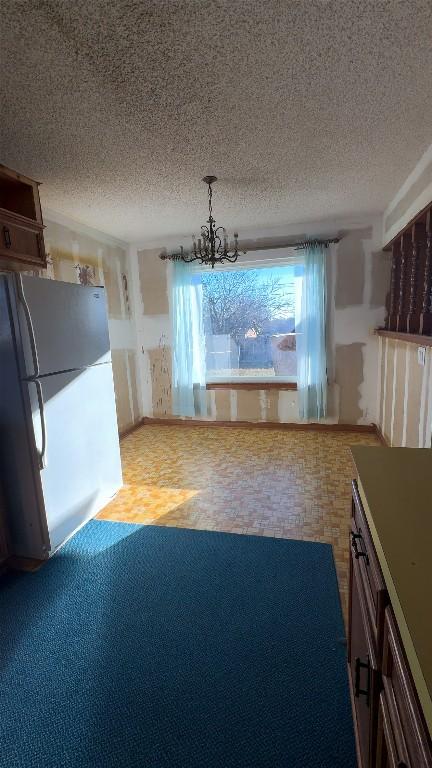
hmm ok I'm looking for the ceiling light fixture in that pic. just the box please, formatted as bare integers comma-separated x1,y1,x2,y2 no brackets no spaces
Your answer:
161,176,245,269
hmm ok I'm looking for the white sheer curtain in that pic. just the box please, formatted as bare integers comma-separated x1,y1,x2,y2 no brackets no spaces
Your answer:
296,244,327,420
171,260,206,417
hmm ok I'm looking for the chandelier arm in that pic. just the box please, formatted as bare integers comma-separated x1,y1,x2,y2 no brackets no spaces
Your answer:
181,252,201,263
214,226,224,254
215,234,223,254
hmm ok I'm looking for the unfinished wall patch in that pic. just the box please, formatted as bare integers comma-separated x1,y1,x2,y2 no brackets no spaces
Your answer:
335,343,364,424
265,390,280,422
335,229,370,308
214,389,232,421
112,349,133,431
278,390,298,422
236,390,262,422
127,351,139,426
148,341,172,416
138,249,169,315
102,253,124,319
370,250,391,309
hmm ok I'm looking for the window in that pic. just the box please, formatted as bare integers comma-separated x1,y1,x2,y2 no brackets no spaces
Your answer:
200,263,302,383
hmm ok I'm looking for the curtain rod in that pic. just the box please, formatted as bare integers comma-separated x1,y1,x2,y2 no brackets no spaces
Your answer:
159,237,340,261
290,237,340,251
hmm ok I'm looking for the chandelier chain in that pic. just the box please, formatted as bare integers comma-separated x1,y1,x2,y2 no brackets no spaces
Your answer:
208,183,213,221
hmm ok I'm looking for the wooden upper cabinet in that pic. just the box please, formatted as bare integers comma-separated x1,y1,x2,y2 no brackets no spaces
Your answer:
0,164,47,270
385,200,432,337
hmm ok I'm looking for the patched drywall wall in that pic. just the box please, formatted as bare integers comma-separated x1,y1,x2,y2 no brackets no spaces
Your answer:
26,215,139,434
370,248,392,310
112,349,133,430
329,223,391,424
148,346,172,416
139,249,169,315
132,214,388,425
236,390,263,422
335,343,365,424
335,230,367,308
377,336,432,448
213,389,232,421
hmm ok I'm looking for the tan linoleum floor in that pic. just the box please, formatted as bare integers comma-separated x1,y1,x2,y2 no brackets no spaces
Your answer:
98,424,380,621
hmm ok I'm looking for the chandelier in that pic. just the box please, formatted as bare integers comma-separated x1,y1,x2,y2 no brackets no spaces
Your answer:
162,176,245,269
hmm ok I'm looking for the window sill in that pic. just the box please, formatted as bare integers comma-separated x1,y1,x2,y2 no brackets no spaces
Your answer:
206,381,297,391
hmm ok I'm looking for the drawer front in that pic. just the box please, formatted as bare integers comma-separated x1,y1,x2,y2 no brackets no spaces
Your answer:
0,218,46,265
382,607,432,767
351,480,388,648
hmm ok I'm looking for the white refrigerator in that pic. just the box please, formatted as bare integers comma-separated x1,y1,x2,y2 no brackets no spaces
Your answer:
0,273,123,559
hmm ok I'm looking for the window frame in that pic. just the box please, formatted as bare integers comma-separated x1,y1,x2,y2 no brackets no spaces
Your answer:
198,251,301,386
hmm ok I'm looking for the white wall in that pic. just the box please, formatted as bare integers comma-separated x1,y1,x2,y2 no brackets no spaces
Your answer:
383,143,432,245
40,210,140,433
130,213,389,425
377,337,432,448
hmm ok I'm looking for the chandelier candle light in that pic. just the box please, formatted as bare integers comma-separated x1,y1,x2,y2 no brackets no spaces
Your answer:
160,176,245,269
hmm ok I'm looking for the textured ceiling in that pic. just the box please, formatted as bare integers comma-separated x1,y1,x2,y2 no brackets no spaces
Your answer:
1,0,432,244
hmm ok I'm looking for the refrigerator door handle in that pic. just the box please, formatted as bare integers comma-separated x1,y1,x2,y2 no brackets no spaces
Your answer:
16,273,40,377
34,379,47,469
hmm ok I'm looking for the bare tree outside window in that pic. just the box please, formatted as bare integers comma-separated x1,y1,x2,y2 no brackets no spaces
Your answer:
201,266,298,379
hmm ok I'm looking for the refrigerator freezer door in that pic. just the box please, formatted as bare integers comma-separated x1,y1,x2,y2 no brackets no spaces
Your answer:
15,275,111,377
28,362,122,553
0,277,50,559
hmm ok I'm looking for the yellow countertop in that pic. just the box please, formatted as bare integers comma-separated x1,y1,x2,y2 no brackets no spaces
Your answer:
351,446,432,736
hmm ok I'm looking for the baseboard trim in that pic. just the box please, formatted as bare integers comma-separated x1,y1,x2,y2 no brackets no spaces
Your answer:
373,423,389,446
119,421,145,441
139,416,377,434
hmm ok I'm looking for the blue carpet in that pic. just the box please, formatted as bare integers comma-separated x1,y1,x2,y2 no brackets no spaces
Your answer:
0,521,355,768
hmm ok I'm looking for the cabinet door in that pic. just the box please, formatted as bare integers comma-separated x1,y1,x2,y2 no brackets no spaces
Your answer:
381,608,432,767
376,692,404,768
348,553,380,768
351,480,388,652
0,217,46,266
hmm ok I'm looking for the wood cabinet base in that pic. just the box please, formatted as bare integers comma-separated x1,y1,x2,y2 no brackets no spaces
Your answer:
348,481,432,767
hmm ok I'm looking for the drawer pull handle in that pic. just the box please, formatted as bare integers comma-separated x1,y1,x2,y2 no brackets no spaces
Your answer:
3,226,12,248
350,532,369,564
354,656,370,706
